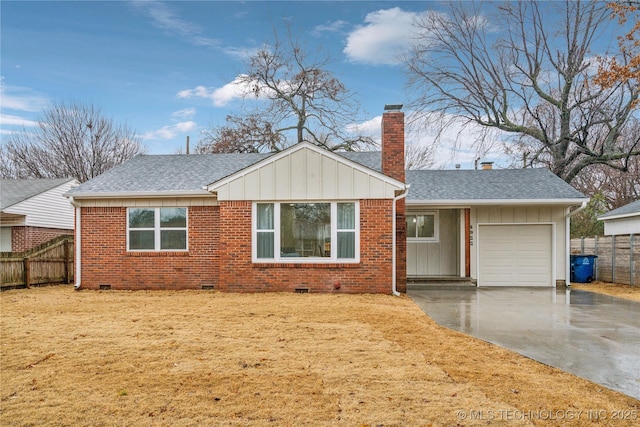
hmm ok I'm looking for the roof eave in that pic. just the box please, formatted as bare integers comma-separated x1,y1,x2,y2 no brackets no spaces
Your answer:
598,212,640,221
407,198,590,206
65,190,215,199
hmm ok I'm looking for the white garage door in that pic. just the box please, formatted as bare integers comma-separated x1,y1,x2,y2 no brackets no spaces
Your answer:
478,224,553,287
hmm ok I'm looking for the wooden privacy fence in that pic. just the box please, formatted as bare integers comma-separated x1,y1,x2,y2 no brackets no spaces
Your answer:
1,235,74,290
570,234,638,286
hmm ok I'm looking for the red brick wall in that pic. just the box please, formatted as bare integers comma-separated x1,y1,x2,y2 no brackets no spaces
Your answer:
11,226,73,252
80,199,396,293
79,206,218,290
381,109,407,293
217,200,394,294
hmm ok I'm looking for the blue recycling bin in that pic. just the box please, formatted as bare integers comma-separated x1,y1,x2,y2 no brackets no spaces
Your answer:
570,255,597,283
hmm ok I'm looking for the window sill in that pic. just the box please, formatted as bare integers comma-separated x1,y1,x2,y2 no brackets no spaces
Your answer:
253,262,360,268
126,251,190,257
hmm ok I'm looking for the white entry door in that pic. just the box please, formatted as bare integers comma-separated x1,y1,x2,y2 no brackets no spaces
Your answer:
478,224,553,287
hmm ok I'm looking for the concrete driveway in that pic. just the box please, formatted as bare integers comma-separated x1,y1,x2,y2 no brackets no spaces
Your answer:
408,287,640,400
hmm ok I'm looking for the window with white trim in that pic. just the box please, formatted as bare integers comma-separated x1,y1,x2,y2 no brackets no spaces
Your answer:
406,211,439,242
254,202,359,262
127,207,188,251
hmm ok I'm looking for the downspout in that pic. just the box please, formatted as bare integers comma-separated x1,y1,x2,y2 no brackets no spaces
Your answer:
69,197,82,290
565,200,589,287
392,185,410,296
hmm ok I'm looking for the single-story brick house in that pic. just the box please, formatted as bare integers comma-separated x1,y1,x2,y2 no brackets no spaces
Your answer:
1,178,78,252
66,106,588,292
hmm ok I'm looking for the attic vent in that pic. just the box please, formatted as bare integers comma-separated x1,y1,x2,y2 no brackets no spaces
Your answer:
294,288,309,294
201,285,215,290
99,284,111,290
481,161,494,170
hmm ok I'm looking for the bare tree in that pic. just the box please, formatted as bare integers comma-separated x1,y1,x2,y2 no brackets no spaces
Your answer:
1,101,143,182
405,0,639,183
197,28,374,154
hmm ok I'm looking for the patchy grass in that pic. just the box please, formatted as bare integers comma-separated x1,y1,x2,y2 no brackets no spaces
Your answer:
1,286,638,426
571,281,640,302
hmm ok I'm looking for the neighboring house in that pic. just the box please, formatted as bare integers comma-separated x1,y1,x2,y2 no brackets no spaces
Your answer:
598,200,640,235
1,178,78,252
66,106,588,292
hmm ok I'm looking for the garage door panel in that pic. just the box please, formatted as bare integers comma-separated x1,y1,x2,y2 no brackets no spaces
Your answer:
479,224,552,287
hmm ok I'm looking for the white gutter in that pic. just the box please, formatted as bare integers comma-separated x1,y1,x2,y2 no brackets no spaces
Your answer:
64,190,213,199
392,185,410,296
408,198,590,206
565,200,589,287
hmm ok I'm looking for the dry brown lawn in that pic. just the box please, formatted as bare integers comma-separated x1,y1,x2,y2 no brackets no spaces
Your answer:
1,286,638,426
571,281,640,302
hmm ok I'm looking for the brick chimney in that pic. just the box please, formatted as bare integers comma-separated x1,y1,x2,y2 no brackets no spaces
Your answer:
381,104,405,182
381,104,406,293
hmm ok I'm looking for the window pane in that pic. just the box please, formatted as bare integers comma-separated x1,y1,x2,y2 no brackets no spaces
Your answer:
257,232,274,258
281,203,330,257
129,230,154,249
337,203,355,229
160,208,186,228
406,215,417,238
417,215,435,238
257,203,274,230
129,208,154,228
161,230,186,250
337,231,355,258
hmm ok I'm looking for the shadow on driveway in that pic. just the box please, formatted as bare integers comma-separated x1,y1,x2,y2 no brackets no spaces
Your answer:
408,287,640,400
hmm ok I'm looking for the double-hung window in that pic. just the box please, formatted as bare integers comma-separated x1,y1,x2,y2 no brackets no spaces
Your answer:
128,207,188,251
254,201,359,262
406,211,438,242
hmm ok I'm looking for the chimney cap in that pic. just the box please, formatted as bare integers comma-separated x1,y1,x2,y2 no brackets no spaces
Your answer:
384,104,403,111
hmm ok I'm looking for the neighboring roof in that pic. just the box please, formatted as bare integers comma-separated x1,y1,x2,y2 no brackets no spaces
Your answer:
406,168,586,204
1,178,76,209
598,199,640,221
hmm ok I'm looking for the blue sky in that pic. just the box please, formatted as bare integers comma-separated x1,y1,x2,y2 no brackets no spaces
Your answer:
0,0,626,169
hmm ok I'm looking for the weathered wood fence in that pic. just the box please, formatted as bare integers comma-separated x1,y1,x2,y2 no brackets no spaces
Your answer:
0,235,74,290
570,234,638,286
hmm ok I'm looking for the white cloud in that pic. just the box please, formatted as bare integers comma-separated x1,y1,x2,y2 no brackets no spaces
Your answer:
0,79,49,112
0,113,39,128
344,8,421,66
133,1,220,48
171,108,196,120
177,75,272,107
142,121,197,141
312,20,348,37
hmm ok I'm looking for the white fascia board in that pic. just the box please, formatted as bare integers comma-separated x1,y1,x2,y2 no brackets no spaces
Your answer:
598,212,640,221
407,198,590,207
66,190,214,199
206,141,406,192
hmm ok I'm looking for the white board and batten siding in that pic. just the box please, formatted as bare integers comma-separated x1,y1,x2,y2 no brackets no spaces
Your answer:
211,145,403,201
2,180,77,230
473,206,566,287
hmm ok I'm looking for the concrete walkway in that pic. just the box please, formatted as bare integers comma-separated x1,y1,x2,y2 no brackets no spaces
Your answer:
408,287,640,400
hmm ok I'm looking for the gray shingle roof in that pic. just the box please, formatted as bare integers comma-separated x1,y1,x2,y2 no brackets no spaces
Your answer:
406,169,585,201
67,153,272,195
1,178,75,209
68,151,585,203
599,199,640,219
